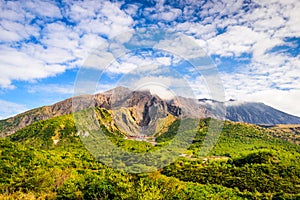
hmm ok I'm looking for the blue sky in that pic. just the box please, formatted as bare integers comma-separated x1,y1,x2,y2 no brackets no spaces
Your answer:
0,0,300,119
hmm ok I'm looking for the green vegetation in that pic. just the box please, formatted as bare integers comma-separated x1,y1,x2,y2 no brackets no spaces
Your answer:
155,119,180,143
264,124,300,145
9,114,78,149
1,114,300,199
0,106,51,137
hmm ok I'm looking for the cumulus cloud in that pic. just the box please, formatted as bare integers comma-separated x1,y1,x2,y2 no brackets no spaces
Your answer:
0,46,67,88
154,34,208,59
128,75,195,99
0,0,299,117
169,0,300,116
0,0,134,89
149,6,182,22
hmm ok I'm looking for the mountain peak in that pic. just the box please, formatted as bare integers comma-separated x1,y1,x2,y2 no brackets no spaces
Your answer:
103,86,132,94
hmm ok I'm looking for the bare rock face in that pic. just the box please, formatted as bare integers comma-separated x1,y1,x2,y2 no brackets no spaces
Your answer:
128,91,168,126
170,97,215,119
100,86,131,109
107,89,171,135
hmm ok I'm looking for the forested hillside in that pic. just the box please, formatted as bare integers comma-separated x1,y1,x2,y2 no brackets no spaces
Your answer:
1,112,300,199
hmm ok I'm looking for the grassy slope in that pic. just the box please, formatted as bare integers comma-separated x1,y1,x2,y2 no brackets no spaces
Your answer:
163,120,300,198
1,113,300,199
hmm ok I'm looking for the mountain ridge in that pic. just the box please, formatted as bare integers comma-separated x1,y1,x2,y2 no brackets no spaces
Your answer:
0,87,212,137
1,87,300,137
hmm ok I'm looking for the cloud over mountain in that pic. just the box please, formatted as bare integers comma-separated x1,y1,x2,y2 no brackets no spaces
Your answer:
0,0,299,118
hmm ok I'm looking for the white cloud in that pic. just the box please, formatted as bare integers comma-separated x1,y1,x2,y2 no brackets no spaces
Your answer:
86,51,178,74
240,89,300,117
123,4,139,16
79,34,108,50
275,4,300,37
72,1,133,38
83,50,115,69
156,56,172,66
23,0,62,18
95,83,117,94
207,26,259,57
206,26,284,58
0,99,27,119
109,61,138,74
167,0,300,116
0,46,67,88
126,75,196,99
0,0,299,118
136,83,176,100
41,22,79,50
0,0,134,89
220,63,300,116
174,22,217,40
155,34,207,59
28,84,74,95
0,19,40,42
0,27,22,42
156,7,182,21
167,0,299,62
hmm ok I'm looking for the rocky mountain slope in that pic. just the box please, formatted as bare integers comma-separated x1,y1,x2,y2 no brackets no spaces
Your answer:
0,87,215,137
1,87,300,137
226,101,300,125
198,99,300,125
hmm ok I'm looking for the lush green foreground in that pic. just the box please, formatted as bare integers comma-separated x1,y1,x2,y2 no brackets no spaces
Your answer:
1,114,300,199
